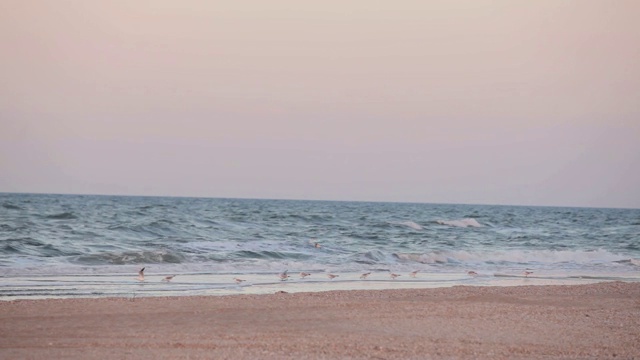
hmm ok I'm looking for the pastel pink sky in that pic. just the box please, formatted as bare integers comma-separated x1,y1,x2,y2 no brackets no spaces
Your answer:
1,1,639,208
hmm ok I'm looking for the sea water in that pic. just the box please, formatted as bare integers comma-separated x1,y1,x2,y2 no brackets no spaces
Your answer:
1,193,638,300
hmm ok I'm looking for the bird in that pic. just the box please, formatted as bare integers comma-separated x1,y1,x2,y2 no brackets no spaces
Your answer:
136,267,145,282
360,272,371,280
299,272,311,279
409,270,419,278
523,271,534,277
390,273,401,280
234,277,246,284
162,275,176,282
467,271,478,277
327,273,339,280
279,270,290,281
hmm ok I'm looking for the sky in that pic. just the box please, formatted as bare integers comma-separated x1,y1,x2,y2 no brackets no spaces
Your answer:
1,1,639,208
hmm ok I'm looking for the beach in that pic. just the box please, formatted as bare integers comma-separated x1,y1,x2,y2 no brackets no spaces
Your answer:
1,282,639,359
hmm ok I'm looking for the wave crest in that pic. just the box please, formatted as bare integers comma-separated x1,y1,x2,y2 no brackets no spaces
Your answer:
390,221,423,230
436,218,483,228
72,250,185,265
45,212,77,220
2,203,22,210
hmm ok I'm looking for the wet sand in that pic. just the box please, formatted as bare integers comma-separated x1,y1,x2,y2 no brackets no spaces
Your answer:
1,282,639,359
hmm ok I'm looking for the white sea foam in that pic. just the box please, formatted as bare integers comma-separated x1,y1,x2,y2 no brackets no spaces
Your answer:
393,221,423,230
395,248,629,266
436,218,483,228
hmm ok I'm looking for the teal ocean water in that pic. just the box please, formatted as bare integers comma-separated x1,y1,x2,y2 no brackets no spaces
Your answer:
1,193,639,299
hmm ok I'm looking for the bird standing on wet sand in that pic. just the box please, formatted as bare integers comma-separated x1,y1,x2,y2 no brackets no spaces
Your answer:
299,272,311,279
279,270,290,281
162,275,176,282
360,272,371,280
390,273,401,280
467,271,478,277
137,267,145,282
523,271,534,277
327,273,339,280
409,270,419,278
234,277,246,284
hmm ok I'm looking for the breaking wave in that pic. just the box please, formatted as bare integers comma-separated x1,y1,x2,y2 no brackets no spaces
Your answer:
436,218,483,228
72,250,185,265
391,221,423,230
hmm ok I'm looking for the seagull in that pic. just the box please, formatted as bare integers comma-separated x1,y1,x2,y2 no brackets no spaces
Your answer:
523,271,534,278
137,267,145,282
327,273,339,280
162,275,176,282
279,270,290,281
360,272,371,280
390,273,401,280
299,272,311,279
467,271,478,277
234,277,246,284
409,270,419,278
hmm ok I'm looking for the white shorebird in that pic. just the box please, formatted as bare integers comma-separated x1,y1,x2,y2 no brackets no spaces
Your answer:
279,270,290,281
360,272,371,280
390,273,401,280
409,270,419,278
523,271,534,278
467,271,478,277
327,273,339,280
136,267,145,282
162,275,176,282
299,272,311,279
234,277,246,284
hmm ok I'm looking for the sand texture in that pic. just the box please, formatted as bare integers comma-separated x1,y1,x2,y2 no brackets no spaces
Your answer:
1,282,639,359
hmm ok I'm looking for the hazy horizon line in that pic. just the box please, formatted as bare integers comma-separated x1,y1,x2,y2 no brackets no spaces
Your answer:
2,191,638,211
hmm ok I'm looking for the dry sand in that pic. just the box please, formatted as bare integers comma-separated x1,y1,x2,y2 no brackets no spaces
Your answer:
1,282,639,359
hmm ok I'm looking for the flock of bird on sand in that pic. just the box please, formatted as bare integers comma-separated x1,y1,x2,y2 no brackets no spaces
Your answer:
135,267,534,283
135,240,534,283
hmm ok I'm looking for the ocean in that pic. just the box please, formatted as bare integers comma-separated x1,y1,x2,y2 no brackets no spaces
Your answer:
1,193,639,300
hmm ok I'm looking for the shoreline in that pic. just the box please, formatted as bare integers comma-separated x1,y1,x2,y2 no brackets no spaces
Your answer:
1,281,639,359
4,269,638,301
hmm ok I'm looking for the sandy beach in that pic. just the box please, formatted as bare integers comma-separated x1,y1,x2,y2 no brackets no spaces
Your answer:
1,282,639,359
